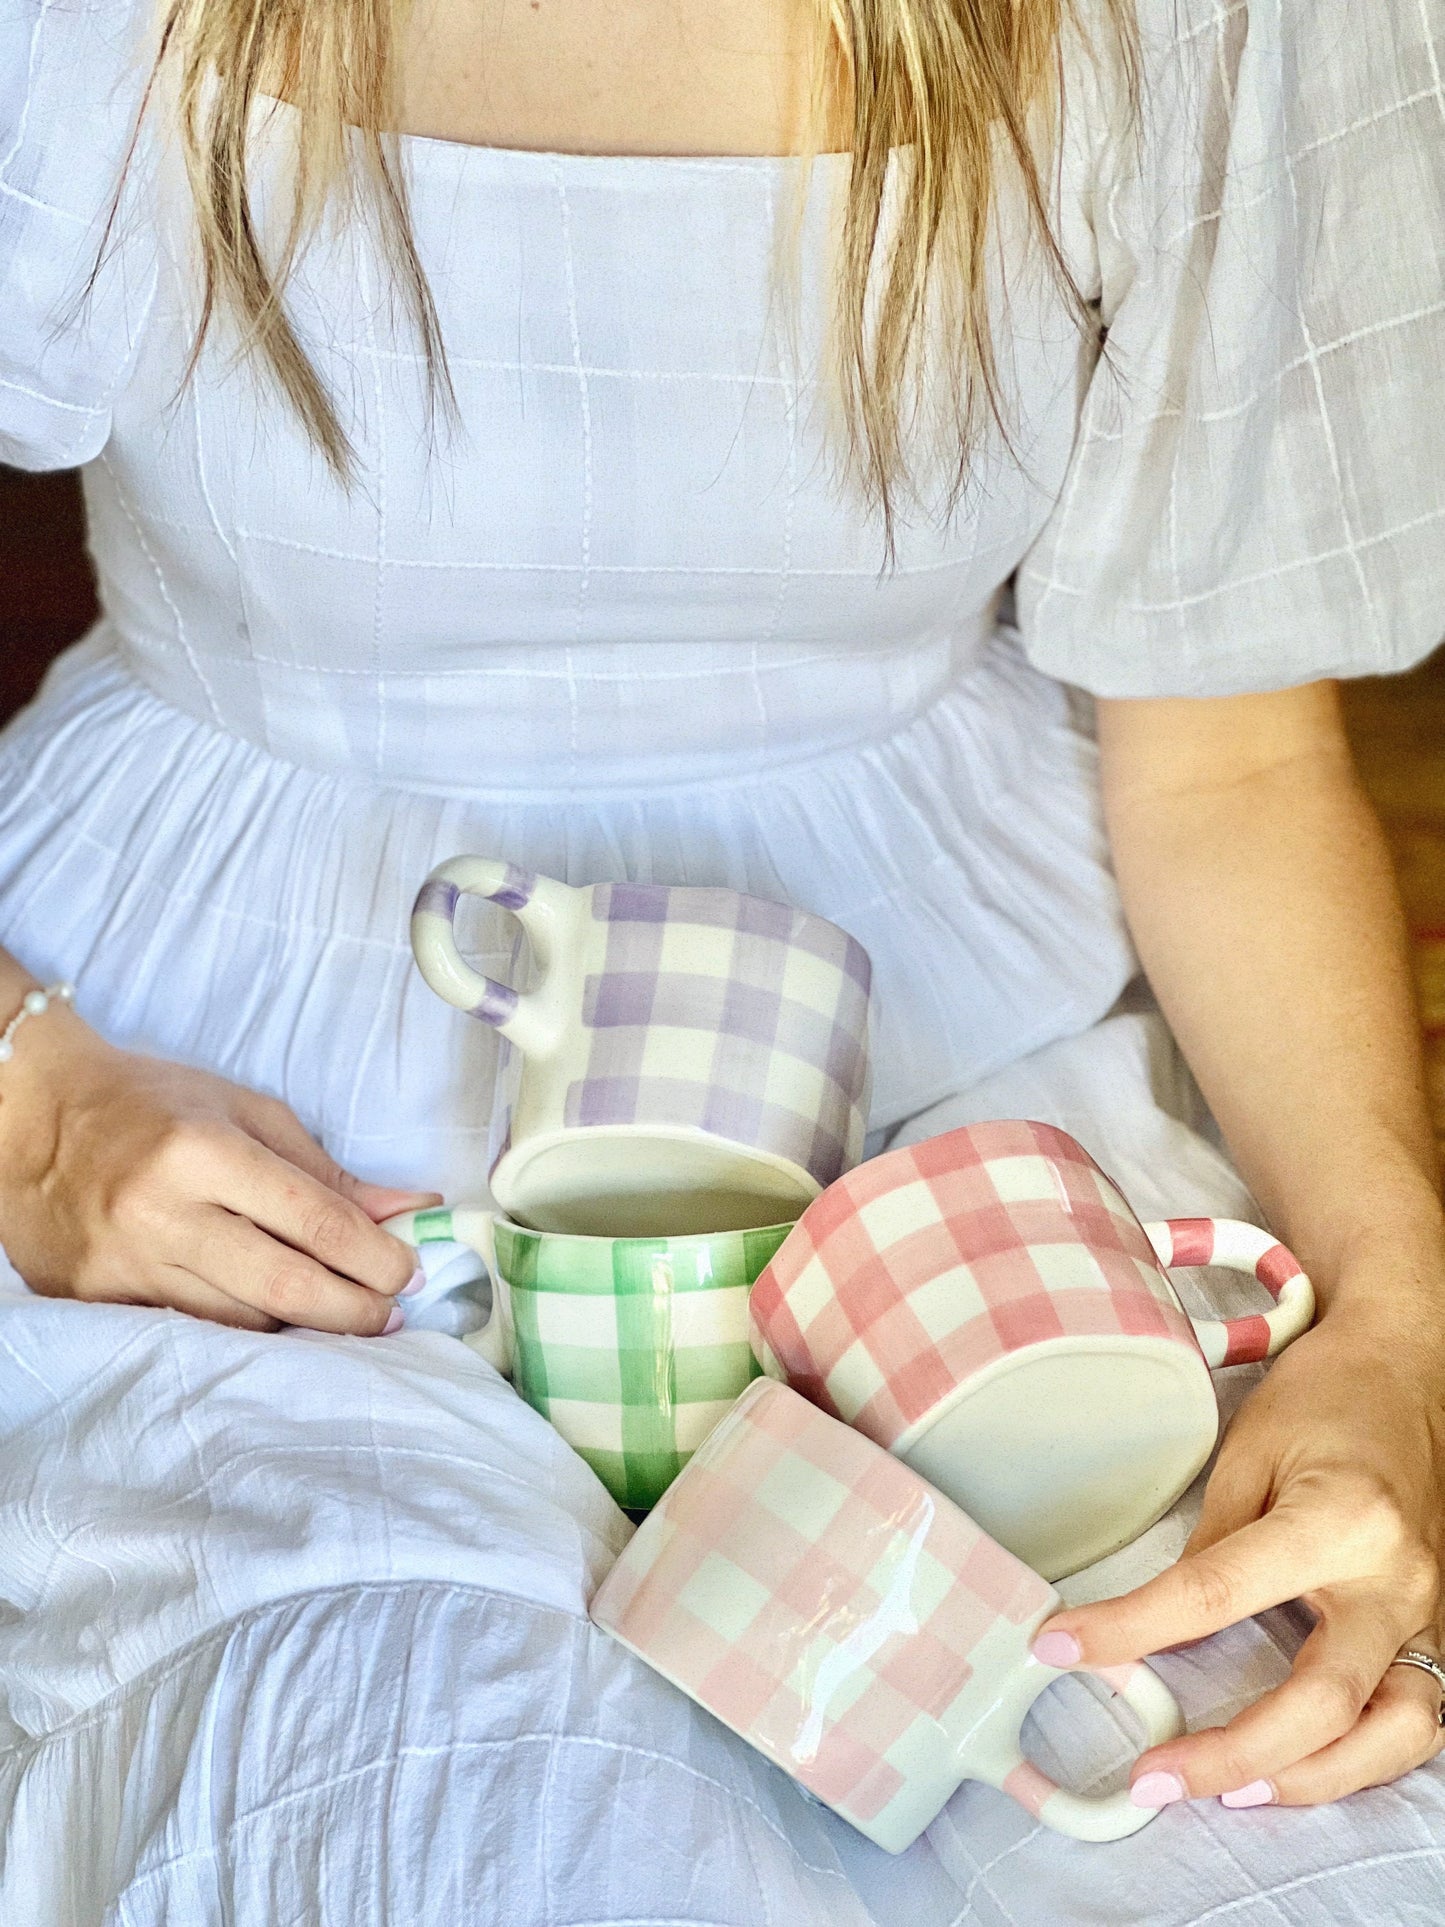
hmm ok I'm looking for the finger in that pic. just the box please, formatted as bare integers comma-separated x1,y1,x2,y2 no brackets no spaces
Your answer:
1034,1505,1340,1668
1146,1452,1272,1652
351,1181,446,1224
76,1260,281,1333
152,1266,283,1333
190,1205,402,1335
238,1096,442,1223
1127,1592,1413,1803
206,1130,421,1296
1231,1654,1445,1809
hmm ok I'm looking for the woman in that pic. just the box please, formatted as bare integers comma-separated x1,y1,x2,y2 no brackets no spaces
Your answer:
1,0,1443,1917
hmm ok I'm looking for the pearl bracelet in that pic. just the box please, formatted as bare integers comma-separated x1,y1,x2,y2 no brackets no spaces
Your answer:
0,981,75,1064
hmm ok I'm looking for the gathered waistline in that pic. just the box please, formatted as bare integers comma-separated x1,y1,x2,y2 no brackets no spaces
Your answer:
92,615,1050,806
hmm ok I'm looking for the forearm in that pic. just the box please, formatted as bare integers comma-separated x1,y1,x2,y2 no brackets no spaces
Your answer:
1098,684,1444,1331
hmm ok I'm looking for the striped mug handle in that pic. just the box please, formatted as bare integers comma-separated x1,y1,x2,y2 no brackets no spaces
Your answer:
1141,1219,1314,1368
994,1659,1185,1842
382,1205,511,1376
410,857,574,1058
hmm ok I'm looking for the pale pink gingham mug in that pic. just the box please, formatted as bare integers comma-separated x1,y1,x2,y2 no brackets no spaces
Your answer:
748,1120,1315,1581
590,1378,1185,1852
411,859,872,1238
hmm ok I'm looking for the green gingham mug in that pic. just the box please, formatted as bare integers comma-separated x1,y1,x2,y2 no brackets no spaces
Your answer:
384,1206,790,1511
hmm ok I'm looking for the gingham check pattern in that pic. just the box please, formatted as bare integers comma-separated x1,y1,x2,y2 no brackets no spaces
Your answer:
750,1120,1198,1448
412,865,536,1028
1155,1215,1306,1366
565,884,872,1191
497,1217,786,1510
591,1377,1054,1838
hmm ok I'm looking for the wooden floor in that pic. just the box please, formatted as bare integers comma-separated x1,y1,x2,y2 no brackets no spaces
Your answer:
3,464,1443,1128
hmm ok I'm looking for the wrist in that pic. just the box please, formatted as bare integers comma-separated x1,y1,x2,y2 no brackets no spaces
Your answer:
1311,1223,1445,1355
0,991,106,1178
1279,1159,1445,1313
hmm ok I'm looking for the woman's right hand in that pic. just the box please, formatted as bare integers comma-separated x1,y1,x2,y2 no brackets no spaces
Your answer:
0,992,441,1334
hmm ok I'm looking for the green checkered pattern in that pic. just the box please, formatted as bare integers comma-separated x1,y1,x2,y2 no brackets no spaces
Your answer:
410,1209,787,1511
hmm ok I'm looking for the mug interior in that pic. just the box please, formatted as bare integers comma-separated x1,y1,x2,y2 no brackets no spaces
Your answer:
495,1128,820,1238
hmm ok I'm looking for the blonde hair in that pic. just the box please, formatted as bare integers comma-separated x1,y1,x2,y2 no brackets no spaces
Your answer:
141,0,1133,533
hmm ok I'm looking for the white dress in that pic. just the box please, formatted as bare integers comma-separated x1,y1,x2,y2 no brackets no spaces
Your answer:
1,0,1444,1918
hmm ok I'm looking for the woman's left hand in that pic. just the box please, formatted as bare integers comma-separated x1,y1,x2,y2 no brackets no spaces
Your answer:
1032,1305,1445,1809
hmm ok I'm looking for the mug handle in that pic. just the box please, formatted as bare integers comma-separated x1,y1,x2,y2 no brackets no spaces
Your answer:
383,1206,510,1376
1141,1218,1315,1368
410,857,575,1058
993,1660,1186,1842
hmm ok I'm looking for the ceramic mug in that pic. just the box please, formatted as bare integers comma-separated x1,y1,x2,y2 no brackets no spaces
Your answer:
591,1378,1185,1852
748,1120,1315,1580
410,860,872,1237
385,1206,788,1511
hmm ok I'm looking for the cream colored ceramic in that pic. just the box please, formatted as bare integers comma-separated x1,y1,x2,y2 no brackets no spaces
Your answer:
385,1205,788,1511
410,857,871,1236
749,1121,1314,1580
591,1380,1186,1852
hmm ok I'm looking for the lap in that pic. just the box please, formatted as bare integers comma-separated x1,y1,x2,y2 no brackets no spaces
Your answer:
8,1579,1442,1927
906,1008,1445,1920
4,1004,1444,1922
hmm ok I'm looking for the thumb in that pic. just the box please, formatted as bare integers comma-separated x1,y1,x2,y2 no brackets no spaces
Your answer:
347,1178,447,1224
1181,1430,1274,1562
239,1092,443,1218
1033,1447,1279,1669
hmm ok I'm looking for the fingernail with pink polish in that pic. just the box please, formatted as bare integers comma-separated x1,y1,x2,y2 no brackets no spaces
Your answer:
400,1266,426,1298
1220,1780,1275,1809
381,1306,404,1335
1130,1771,1187,1810
1031,1629,1083,1669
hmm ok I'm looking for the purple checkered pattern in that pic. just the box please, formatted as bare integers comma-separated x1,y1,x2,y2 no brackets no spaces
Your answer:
414,864,536,921
412,865,535,1024
566,884,872,1190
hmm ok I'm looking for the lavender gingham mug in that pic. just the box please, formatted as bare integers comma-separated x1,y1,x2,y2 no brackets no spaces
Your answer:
410,859,872,1237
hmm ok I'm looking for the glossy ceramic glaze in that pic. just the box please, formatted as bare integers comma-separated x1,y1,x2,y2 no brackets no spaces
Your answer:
591,1379,1185,1851
749,1121,1313,1578
410,859,872,1238
386,1205,788,1510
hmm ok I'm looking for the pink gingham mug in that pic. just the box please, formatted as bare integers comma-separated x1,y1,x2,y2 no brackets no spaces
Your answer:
748,1120,1314,1580
591,1378,1185,1852
411,860,871,1238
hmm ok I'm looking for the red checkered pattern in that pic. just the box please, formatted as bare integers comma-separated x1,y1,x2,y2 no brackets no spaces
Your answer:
591,1378,1052,1834
749,1120,1199,1448
1153,1216,1307,1366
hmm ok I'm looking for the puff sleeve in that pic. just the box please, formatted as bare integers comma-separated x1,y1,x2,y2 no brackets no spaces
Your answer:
1017,0,1445,695
0,0,159,470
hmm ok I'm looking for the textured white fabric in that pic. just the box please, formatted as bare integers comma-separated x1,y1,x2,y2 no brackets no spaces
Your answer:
2,0,1445,1918
1016,0,1445,693
3,0,1442,694
3,1016,1445,1925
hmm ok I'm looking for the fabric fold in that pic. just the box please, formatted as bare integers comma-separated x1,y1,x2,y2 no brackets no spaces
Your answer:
0,628,1133,1189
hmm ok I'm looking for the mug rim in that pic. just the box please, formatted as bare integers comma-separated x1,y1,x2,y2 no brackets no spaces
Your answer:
493,1211,800,1251
493,1121,824,1194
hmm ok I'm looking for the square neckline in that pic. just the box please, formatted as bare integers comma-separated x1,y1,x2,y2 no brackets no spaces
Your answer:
254,90,848,172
